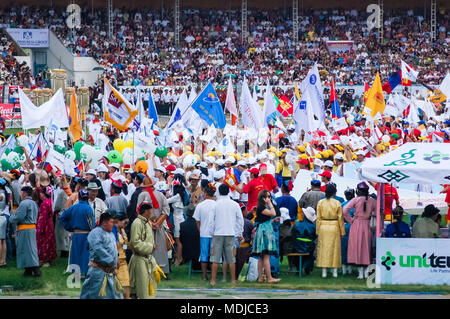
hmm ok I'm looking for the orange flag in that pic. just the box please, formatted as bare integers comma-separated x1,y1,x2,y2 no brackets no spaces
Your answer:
69,92,82,142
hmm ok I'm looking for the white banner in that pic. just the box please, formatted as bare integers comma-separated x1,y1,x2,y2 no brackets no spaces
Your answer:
7,28,49,48
376,238,450,285
46,148,66,172
20,88,69,129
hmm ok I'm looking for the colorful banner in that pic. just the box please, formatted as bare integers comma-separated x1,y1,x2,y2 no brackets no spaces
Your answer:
326,40,354,53
6,28,49,48
102,78,138,131
0,103,21,119
376,238,450,285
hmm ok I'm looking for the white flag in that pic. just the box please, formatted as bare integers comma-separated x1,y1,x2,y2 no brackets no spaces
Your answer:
439,73,450,98
262,80,277,124
401,60,419,82
294,89,317,142
239,78,264,129
299,63,325,123
225,77,238,117
167,89,189,129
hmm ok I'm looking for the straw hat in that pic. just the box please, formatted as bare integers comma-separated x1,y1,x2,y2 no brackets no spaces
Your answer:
142,176,156,188
35,169,50,187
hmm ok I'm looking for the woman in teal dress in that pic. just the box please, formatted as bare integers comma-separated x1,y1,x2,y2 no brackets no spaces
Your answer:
251,189,281,283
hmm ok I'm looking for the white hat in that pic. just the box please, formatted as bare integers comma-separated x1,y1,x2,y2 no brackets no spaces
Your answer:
313,158,323,167
110,163,120,169
303,207,316,222
215,159,224,166
97,164,108,173
248,157,256,165
173,168,185,175
323,160,334,167
205,156,215,164
192,169,202,176
86,169,97,175
237,160,247,166
214,170,225,180
335,153,344,160
199,161,208,168
287,124,295,130
225,156,235,163
169,155,179,163
280,207,291,223
154,166,166,174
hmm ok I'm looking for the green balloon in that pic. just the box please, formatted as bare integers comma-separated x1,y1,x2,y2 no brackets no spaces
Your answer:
1,159,11,171
4,148,10,156
73,141,85,160
108,150,123,163
54,145,66,154
154,146,168,158
13,146,24,155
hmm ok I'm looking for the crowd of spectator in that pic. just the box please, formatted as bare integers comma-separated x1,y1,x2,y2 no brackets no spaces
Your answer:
0,5,448,97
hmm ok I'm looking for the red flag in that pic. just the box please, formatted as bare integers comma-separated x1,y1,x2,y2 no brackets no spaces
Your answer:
363,82,370,103
277,95,293,117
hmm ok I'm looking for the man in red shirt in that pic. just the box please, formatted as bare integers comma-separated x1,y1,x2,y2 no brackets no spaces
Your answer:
259,163,279,193
369,182,400,221
319,170,332,192
238,168,267,212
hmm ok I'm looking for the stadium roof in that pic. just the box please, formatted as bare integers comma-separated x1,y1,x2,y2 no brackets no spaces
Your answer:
2,0,449,10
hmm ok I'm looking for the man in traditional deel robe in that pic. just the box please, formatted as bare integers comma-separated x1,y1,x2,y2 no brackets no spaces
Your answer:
9,186,40,276
137,177,170,274
80,212,122,299
60,189,95,275
128,202,158,299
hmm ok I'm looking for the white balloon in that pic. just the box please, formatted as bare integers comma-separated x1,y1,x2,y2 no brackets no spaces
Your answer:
65,150,76,161
92,146,104,161
80,145,95,161
123,153,133,166
183,154,197,168
382,135,391,144
17,135,29,148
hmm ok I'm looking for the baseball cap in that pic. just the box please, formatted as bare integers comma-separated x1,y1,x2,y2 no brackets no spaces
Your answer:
248,167,259,175
224,156,235,163
214,170,225,180
97,164,108,173
237,160,247,167
311,179,321,187
215,159,224,166
335,153,344,160
296,159,309,166
323,160,334,167
319,170,332,179
154,166,166,174
110,163,120,169
313,158,323,167
86,169,97,175
199,161,208,168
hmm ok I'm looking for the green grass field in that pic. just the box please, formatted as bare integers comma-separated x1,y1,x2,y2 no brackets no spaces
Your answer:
1,255,449,297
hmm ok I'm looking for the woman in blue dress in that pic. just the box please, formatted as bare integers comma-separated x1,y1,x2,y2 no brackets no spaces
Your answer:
251,189,281,283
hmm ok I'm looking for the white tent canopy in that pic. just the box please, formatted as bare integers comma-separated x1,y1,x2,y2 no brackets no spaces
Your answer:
360,143,450,185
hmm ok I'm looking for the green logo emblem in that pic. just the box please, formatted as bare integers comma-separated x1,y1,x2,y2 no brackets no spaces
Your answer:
381,251,396,271
378,170,410,183
423,150,450,164
384,149,417,166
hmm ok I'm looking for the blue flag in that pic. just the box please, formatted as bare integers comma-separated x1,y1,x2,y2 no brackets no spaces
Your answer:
147,89,158,127
190,82,226,129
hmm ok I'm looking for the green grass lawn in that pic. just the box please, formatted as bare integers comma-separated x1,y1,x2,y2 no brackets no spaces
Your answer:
1,255,449,297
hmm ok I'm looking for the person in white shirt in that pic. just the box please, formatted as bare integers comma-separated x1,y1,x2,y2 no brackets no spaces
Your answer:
209,184,244,286
193,185,216,280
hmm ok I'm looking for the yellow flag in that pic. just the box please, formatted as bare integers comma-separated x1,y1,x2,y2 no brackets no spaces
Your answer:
365,72,386,117
294,82,301,101
69,92,82,142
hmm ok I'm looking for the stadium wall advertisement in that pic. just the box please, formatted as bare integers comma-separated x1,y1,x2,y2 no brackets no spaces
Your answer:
376,238,450,285
6,28,49,48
